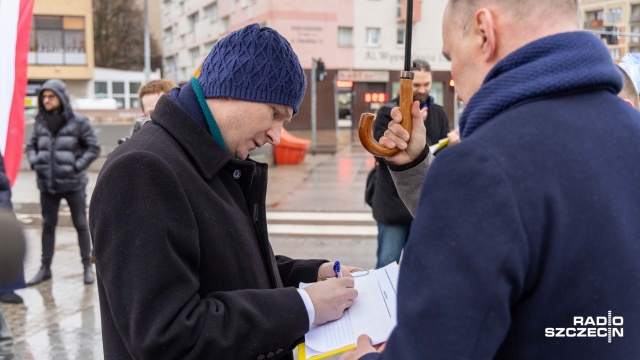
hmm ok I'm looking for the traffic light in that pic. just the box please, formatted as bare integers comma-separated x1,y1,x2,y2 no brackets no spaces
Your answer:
316,59,327,82
449,78,455,92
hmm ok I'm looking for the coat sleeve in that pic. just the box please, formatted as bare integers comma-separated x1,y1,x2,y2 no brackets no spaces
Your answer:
90,151,310,359
276,255,327,287
387,150,434,217
74,116,101,171
369,142,529,359
25,124,39,169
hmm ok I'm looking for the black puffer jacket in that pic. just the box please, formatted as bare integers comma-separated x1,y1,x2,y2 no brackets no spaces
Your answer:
26,79,100,194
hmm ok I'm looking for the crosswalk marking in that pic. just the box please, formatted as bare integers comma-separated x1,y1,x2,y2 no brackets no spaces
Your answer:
266,211,377,237
267,224,377,236
266,212,373,222
15,210,379,237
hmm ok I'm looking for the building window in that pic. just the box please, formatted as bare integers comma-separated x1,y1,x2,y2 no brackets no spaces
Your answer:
397,0,402,18
633,4,640,21
397,28,405,46
366,27,380,47
586,10,604,21
189,46,201,66
204,2,218,23
29,15,86,65
188,12,199,33
164,26,173,43
632,26,640,43
608,7,622,23
112,82,125,109
610,48,621,60
94,81,107,98
338,27,353,46
129,82,141,108
430,82,444,106
220,16,230,34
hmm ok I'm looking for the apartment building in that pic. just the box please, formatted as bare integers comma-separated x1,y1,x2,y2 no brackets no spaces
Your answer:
161,0,454,130
580,0,640,61
27,0,95,101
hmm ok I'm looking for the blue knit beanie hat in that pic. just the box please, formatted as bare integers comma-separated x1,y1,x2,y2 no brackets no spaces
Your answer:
197,24,307,114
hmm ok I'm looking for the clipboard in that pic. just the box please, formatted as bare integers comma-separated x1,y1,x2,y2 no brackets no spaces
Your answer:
429,137,449,155
298,343,356,360
297,264,399,359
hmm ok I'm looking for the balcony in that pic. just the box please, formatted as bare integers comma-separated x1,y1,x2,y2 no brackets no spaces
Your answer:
584,19,604,30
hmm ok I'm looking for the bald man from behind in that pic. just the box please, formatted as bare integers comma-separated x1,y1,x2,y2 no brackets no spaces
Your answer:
344,0,640,359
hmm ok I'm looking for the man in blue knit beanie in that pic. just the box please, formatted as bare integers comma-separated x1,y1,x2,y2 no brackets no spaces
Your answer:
90,24,359,359
345,0,640,359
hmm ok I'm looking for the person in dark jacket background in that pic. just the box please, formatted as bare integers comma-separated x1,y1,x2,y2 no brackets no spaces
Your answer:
370,59,450,268
0,152,25,304
26,79,100,286
90,24,359,359
0,151,26,358
344,0,640,359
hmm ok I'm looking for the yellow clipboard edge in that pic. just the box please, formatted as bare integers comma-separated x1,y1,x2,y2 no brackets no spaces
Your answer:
429,137,449,155
298,343,356,360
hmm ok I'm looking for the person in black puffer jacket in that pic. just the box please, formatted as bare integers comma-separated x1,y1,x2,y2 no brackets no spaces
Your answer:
25,79,100,286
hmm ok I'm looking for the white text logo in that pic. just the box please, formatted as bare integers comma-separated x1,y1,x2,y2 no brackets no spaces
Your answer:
545,311,623,343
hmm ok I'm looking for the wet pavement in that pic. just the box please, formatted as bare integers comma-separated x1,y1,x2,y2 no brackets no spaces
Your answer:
1,135,378,359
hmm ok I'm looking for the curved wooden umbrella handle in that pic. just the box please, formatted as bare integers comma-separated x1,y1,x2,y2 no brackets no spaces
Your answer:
358,77,413,157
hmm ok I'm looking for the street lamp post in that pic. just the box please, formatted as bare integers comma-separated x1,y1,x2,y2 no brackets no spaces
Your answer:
144,0,151,83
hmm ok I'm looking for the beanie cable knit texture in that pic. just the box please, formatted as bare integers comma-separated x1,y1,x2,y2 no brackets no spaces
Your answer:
197,24,307,114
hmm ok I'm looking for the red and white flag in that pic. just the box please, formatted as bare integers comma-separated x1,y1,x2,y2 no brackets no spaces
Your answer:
0,0,34,185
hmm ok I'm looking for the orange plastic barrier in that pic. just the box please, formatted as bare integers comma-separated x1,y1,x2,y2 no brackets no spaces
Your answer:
274,129,311,165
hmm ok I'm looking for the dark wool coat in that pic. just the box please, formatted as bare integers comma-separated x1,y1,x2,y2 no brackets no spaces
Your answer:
89,96,325,359
371,96,449,225
26,79,100,194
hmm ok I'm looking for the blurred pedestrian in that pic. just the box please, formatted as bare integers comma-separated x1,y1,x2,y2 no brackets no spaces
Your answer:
0,154,27,360
90,24,359,359
138,79,177,119
0,151,25,304
25,79,100,286
118,79,177,145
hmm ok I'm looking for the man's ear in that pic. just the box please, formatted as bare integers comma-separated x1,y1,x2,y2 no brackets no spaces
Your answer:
474,9,497,62
622,98,636,108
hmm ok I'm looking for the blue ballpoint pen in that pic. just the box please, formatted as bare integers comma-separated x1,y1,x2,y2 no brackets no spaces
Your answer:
333,261,343,278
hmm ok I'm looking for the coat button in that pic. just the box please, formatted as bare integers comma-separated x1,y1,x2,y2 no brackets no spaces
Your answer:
257,355,265,360
266,352,275,358
233,169,242,179
275,349,283,354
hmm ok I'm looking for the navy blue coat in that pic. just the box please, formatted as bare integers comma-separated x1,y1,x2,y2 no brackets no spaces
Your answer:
364,91,640,359
363,36,640,359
